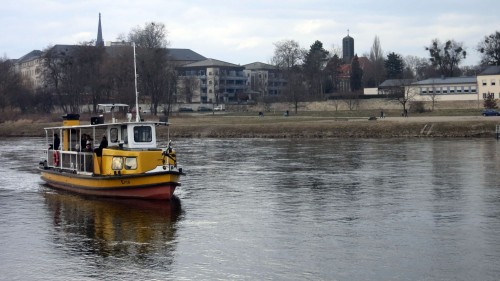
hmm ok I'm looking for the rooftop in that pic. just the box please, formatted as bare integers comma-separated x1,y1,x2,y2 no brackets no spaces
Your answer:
479,65,500,76
411,77,476,85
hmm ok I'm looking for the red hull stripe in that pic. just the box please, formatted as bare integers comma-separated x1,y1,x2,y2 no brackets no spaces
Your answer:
44,180,177,200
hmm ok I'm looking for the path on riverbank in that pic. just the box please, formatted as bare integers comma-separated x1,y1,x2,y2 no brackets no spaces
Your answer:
1,115,499,138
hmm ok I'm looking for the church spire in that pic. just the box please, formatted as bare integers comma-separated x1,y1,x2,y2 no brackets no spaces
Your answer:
96,13,104,47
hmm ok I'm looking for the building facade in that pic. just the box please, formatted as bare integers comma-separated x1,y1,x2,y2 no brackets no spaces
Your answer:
243,62,287,98
409,77,478,101
477,66,500,100
176,59,247,104
14,50,43,89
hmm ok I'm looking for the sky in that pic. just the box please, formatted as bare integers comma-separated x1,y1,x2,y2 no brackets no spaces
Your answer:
1,0,499,66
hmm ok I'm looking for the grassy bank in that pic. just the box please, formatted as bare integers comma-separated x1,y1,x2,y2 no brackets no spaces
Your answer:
1,112,499,138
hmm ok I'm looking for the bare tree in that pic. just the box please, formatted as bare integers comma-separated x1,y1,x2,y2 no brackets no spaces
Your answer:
0,57,33,113
178,76,199,104
271,39,306,105
100,46,135,108
75,41,106,113
341,91,360,111
425,39,467,77
328,43,342,58
477,31,500,66
128,22,169,49
386,79,418,115
283,70,307,113
271,39,306,71
427,82,439,112
404,55,441,80
42,45,69,112
127,22,173,115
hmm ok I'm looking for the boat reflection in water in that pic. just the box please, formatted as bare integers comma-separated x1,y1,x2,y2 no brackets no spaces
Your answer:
42,189,182,259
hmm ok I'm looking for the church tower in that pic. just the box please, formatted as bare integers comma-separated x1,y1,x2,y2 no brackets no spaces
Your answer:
96,13,104,47
342,30,354,64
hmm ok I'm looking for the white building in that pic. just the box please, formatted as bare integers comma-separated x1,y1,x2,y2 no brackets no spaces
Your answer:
14,50,43,90
410,77,478,101
477,66,500,99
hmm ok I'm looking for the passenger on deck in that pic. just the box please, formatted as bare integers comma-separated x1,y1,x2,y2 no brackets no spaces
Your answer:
53,134,60,150
80,134,87,151
94,136,108,156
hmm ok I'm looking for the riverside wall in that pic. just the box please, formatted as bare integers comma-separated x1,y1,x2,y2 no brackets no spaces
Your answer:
228,99,482,112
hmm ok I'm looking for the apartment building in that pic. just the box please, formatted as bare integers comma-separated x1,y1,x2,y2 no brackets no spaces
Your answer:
176,58,248,104
243,62,287,98
14,50,43,89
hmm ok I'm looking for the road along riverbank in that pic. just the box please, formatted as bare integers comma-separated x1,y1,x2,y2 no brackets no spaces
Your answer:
2,115,500,138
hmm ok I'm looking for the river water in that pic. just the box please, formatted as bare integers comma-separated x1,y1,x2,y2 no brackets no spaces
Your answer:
1,137,500,281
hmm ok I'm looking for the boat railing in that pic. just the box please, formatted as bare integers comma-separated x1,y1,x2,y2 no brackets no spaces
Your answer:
43,149,94,174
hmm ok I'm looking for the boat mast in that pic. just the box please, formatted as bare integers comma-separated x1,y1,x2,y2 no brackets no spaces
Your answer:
133,42,140,122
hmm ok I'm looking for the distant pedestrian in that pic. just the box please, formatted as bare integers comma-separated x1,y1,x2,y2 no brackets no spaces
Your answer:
380,110,384,119
404,109,408,117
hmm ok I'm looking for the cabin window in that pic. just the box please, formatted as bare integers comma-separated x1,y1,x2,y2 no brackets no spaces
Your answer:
125,157,137,170
112,157,123,170
133,126,152,142
110,128,118,143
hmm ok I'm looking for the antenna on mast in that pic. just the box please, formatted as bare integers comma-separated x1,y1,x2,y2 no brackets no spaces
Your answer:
133,42,140,122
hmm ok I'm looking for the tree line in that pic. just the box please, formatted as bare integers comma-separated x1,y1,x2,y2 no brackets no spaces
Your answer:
270,31,500,112
1,25,499,115
0,22,175,115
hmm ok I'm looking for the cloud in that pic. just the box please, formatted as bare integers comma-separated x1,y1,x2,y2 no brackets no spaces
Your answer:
1,0,499,66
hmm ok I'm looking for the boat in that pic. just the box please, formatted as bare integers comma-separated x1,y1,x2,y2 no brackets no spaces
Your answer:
38,43,184,200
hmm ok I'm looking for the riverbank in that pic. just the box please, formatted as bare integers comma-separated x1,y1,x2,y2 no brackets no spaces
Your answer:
1,114,499,138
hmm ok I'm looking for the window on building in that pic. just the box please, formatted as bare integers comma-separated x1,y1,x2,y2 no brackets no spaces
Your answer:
483,93,487,99
471,86,477,93
492,80,496,86
483,80,487,86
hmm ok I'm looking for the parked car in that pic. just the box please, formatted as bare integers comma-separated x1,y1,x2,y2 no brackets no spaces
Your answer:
482,109,500,116
178,107,193,112
197,106,213,112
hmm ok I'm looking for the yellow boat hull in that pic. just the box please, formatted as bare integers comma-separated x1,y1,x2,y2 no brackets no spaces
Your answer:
41,168,181,200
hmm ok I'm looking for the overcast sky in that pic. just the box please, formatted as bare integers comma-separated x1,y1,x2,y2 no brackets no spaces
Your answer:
1,0,499,66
